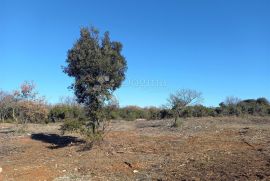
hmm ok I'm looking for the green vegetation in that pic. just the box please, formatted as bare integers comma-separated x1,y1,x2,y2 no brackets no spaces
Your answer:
1,83,270,125
62,26,127,140
48,104,84,122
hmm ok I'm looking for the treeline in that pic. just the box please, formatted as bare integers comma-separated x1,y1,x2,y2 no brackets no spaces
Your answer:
217,97,270,116
103,97,270,120
49,105,171,122
1,83,270,123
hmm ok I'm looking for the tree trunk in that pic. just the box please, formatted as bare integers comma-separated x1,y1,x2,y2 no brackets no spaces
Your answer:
12,108,17,122
92,122,96,134
174,115,178,125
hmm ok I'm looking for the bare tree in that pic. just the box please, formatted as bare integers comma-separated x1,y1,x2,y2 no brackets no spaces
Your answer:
168,89,203,126
0,91,18,122
224,96,241,106
59,96,78,106
16,81,48,124
0,91,8,121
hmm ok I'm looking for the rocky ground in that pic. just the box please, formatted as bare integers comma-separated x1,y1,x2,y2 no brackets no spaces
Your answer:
0,117,270,181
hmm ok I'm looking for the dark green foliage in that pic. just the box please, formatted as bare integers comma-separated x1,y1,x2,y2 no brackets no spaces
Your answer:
63,26,127,135
242,99,257,104
192,105,214,117
176,105,216,118
217,97,270,117
256,97,269,105
125,107,171,120
100,97,270,121
60,118,84,134
48,104,85,122
103,106,173,121
159,109,173,119
181,107,193,118
55,96,269,121
146,107,162,120
118,106,147,121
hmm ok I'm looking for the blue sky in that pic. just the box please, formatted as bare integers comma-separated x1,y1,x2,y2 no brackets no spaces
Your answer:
1,0,269,107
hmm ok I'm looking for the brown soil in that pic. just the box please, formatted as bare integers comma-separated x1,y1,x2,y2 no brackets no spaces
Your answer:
0,117,270,181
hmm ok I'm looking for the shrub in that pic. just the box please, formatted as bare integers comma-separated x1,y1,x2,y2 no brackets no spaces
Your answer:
256,97,269,105
17,100,49,123
49,104,84,122
192,105,209,117
63,26,127,138
181,107,193,118
60,118,84,134
159,109,173,119
145,107,162,120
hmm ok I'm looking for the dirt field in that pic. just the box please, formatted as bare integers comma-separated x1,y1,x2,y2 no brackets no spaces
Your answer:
0,117,270,181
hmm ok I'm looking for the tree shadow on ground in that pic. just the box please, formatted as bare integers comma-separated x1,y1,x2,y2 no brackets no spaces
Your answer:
31,133,85,149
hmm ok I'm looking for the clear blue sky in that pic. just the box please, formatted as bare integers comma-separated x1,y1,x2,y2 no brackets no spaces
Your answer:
1,0,269,107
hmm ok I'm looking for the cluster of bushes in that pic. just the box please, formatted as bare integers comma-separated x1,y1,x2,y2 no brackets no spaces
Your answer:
1,83,270,124
104,106,172,121
175,97,270,118
48,104,85,122
179,105,217,118
104,98,270,120
50,105,173,122
0,82,48,123
217,97,270,116
0,82,85,124
1,98,270,123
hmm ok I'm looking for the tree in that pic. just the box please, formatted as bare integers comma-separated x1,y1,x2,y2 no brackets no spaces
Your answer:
224,96,241,106
0,82,49,124
168,89,203,126
256,97,269,105
222,96,242,116
0,91,12,121
16,81,48,124
0,90,19,122
64,26,127,135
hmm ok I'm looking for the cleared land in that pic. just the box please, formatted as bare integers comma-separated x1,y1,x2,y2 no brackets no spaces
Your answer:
0,117,270,181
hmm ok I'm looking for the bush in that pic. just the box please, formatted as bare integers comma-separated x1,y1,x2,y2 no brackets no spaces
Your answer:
159,109,173,119
17,100,49,123
192,105,210,117
119,106,143,121
145,107,162,120
180,107,193,118
49,104,84,122
60,118,84,134
256,97,269,105
217,97,270,117
60,117,107,148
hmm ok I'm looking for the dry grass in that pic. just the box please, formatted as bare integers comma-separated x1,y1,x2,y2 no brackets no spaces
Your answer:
0,117,270,180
